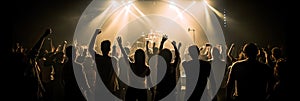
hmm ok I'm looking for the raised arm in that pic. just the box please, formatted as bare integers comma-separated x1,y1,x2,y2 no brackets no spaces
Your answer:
29,28,52,58
177,42,182,52
62,41,67,54
61,41,68,63
262,48,271,65
172,41,180,67
46,37,55,53
225,65,235,97
146,40,151,55
88,29,101,58
152,42,156,51
159,35,168,52
117,36,130,63
227,43,236,62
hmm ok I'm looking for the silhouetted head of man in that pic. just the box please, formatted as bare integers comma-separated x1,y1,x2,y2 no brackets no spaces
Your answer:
153,47,159,54
271,47,282,60
242,43,259,59
188,45,200,60
212,46,221,59
65,45,75,60
101,40,111,56
159,48,172,63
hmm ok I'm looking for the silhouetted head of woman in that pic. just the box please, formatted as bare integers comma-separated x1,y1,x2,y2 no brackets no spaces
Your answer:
134,49,146,63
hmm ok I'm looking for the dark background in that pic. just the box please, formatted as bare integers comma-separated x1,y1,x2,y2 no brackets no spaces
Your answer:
10,0,289,56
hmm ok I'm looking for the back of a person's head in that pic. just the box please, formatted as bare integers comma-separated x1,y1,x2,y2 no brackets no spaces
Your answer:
134,49,145,63
153,47,159,54
242,43,259,59
101,40,111,55
212,46,221,59
205,43,212,47
66,45,74,58
159,48,172,63
188,45,200,59
271,47,282,59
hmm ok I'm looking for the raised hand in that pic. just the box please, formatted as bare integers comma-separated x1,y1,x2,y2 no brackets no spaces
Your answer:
262,48,268,58
159,34,168,51
64,40,68,44
96,28,102,34
44,28,52,36
178,42,182,50
162,34,168,42
117,36,122,45
230,43,235,49
171,41,176,46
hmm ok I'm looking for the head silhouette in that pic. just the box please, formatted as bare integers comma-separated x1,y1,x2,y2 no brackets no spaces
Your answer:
153,47,159,54
159,48,172,63
271,47,282,59
101,40,111,55
134,49,146,63
188,45,200,60
66,45,74,59
242,43,259,59
212,46,221,59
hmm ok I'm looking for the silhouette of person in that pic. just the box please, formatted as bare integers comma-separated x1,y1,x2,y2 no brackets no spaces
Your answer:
182,45,212,101
75,47,97,101
210,46,227,101
266,46,284,68
226,43,273,101
117,36,152,101
63,45,87,101
88,29,120,100
146,41,159,65
269,58,290,101
25,28,52,101
227,43,246,65
154,35,180,101
117,46,130,100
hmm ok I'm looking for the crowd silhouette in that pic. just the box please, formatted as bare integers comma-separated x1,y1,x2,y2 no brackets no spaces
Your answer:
14,28,289,101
